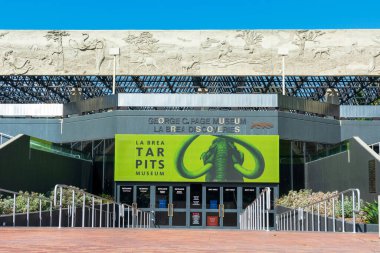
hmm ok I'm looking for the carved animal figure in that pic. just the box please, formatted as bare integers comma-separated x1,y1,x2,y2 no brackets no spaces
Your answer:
369,52,380,72
2,50,32,74
69,33,106,73
201,37,220,49
0,32,9,39
69,33,104,52
312,48,330,58
136,56,159,70
177,37,191,42
218,41,232,60
176,136,265,182
181,56,199,72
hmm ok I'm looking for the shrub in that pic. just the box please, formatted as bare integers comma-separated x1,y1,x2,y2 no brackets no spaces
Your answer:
335,196,363,219
276,189,363,219
0,191,51,215
361,201,378,224
0,186,113,215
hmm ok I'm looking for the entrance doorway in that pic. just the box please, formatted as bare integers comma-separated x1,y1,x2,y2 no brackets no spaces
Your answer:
117,183,277,228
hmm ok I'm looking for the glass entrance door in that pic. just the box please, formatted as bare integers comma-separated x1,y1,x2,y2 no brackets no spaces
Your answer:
205,186,221,228
171,186,187,227
221,187,238,227
154,186,170,226
117,183,263,229
204,186,239,228
152,185,188,227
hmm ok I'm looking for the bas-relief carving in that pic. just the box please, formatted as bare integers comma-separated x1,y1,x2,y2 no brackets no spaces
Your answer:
1,30,380,75
0,32,9,39
369,36,380,73
0,32,32,75
293,30,325,56
199,31,271,75
44,31,70,72
124,32,161,73
235,30,263,54
2,50,32,75
68,32,114,74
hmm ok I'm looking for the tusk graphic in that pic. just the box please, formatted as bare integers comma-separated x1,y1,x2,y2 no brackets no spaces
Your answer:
221,136,265,179
177,136,213,178
181,163,213,179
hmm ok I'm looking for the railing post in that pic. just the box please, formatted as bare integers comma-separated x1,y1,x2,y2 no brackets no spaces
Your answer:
100,200,103,228
118,204,121,228
248,205,253,230
317,203,320,232
127,206,130,228
275,215,278,230
262,194,265,230
113,203,116,228
266,188,270,231
341,194,345,232
107,202,109,228
123,205,125,228
253,202,256,230
352,191,356,233
13,193,16,227
311,206,314,231
306,209,308,231
71,190,75,227
67,204,71,227
148,211,150,228
82,193,86,228
50,201,52,227
324,201,327,232
259,194,263,230
59,187,63,228
332,198,336,232
92,196,95,228
26,197,30,227
39,199,42,227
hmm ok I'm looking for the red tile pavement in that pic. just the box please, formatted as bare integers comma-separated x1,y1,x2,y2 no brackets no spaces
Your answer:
0,228,379,253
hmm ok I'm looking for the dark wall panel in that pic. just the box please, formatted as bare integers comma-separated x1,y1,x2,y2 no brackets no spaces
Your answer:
0,135,92,193
306,138,380,201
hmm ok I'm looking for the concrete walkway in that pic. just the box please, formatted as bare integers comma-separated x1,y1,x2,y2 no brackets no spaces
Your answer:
0,228,378,252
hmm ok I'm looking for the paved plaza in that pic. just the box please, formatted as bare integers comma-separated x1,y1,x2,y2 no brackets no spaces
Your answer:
0,228,378,252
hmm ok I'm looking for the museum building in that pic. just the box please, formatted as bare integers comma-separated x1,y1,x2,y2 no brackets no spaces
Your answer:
0,30,380,228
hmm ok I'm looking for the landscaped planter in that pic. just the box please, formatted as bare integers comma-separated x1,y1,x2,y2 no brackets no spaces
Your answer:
275,205,378,233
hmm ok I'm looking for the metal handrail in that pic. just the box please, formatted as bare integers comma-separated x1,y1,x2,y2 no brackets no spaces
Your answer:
0,187,52,227
53,184,151,229
368,141,380,147
0,133,13,145
276,188,360,233
368,142,380,155
240,187,271,231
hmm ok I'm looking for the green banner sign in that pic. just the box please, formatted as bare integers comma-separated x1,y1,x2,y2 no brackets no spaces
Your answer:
115,134,279,183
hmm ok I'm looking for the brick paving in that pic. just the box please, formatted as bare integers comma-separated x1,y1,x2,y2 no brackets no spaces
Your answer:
0,228,379,252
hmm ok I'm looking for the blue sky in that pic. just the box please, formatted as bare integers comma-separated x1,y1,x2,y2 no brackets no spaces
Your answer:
1,0,380,29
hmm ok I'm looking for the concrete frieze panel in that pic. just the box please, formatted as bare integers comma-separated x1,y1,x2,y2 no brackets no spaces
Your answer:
0,30,380,76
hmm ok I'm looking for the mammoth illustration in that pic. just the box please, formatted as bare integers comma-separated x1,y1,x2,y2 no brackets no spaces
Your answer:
176,136,265,182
